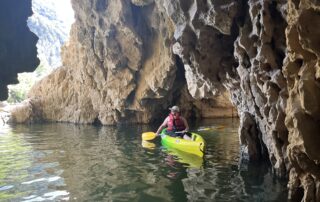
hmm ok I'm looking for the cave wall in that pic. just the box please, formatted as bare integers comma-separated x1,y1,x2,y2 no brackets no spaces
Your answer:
27,0,179,124
155,0,289,176
284,1,320,201
232,0,288,175
23,0,235,125
155,0,319,200
0,0,39,100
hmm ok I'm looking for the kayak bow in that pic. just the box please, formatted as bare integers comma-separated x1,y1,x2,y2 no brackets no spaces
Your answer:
161,129,205,157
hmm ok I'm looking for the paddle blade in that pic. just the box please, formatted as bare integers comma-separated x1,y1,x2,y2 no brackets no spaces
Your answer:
214,125,225,129
198,128,210,131
198,125,225,131
142,132,157,141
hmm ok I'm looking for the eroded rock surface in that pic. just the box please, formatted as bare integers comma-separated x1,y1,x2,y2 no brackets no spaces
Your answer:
232,0,288,176
28,0,236,125
284,1,320,201
0,0,39,100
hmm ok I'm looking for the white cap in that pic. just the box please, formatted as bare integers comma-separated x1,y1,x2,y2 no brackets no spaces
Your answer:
169,106,180,112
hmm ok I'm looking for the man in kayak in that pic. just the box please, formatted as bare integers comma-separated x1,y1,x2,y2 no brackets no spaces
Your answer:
155,105,191,140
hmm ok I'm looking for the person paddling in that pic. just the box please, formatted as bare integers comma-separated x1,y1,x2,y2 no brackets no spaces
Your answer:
155,106,191,140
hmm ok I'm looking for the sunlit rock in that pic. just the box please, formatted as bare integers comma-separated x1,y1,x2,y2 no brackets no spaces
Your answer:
28,0,74,68
7,99,43,123
131,0,153,6
27,0,236,125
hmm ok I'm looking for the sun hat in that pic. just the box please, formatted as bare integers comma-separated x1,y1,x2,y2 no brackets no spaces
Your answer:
169,105,180,112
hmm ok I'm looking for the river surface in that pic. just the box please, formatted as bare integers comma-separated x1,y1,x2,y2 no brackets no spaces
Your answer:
0,118,287,201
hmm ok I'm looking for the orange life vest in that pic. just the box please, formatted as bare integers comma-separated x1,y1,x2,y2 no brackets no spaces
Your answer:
167,113,186,131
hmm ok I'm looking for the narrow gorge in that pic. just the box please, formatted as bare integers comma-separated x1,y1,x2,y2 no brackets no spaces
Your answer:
1,0,320,201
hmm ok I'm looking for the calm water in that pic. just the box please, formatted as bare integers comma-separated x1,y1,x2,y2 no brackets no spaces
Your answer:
0,119,287,201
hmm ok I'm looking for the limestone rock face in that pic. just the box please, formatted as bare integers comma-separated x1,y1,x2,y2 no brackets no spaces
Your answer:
284,1,320,201
231,0,288,176
157,1,288,181
29,0,175,124
27,0,74,68
131,0,154,7
8,98,42,123
28,0,236,125
0,0,40,100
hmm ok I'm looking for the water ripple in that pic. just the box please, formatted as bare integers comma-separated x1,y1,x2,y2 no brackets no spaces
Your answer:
21,191,69,202
22,176,61,185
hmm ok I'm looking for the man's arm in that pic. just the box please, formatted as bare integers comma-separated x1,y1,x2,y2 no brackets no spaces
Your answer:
182,117,189,132
155,117,168,136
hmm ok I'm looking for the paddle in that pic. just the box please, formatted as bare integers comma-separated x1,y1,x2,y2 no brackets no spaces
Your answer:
142,131,186,141
197,125,225,131
142,132,157,141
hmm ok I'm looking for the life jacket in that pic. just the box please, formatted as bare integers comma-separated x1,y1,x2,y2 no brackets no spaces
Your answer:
167,113,186,131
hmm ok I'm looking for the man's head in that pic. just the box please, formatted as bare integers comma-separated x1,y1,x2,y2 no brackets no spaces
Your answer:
169,106,180,114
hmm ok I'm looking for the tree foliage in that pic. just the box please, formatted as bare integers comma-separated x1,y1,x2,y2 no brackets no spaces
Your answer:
7,63,51,103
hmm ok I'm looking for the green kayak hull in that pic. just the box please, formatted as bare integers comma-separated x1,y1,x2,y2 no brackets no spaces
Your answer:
161,129,205,157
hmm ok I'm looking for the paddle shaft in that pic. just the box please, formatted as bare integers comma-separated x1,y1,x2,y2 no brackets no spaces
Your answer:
142,131,188,141
176,131,191,134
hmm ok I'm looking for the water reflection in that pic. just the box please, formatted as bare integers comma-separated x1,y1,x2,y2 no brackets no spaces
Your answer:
0,119,287,201
1,124,176,201
0,125,32,200
182,119,287,201
162,147,204,169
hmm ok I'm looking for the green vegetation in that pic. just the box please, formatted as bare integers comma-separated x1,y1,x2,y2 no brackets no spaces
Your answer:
7,63,51,103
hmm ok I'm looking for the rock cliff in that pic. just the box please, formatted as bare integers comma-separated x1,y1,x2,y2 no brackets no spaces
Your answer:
0,0,39,100
26,0,236,125
284,1,320,200
3,0,320,201
28,0,74,68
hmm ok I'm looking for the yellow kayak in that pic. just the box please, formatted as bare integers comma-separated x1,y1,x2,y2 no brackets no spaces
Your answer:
160,129,205,157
